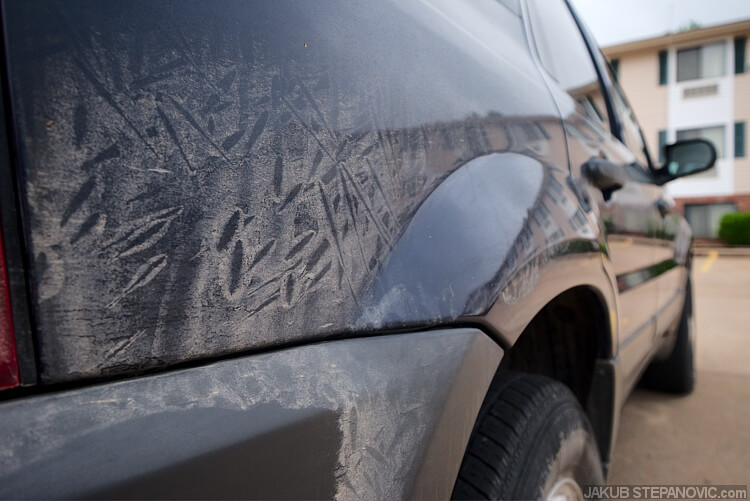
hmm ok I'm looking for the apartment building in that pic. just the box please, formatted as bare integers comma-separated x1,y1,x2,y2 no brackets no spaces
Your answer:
603,19,750,238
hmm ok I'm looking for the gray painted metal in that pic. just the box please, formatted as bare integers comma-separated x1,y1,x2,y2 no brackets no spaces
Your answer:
3,0,558,383
0,328,503,500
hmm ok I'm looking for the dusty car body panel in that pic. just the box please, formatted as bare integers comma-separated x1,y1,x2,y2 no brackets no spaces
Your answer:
0,328,502,499
366,151,617,355
0,0,698,497
3,0,568,383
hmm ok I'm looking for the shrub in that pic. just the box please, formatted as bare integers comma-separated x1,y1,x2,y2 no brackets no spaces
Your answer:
718,212,750,245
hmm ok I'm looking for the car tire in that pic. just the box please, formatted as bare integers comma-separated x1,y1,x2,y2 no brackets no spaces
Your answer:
452,371,604,501
641,278,695,394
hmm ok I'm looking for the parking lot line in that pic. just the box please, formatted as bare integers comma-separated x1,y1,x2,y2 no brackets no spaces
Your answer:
699,250,719,273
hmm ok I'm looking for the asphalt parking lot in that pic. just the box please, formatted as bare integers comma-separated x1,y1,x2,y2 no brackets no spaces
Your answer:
608,253,750,486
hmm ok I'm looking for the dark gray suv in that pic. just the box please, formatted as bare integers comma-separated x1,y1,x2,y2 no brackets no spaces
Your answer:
0,0,714,499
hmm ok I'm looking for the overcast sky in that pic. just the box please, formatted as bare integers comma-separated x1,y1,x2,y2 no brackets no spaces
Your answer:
569,0,750,47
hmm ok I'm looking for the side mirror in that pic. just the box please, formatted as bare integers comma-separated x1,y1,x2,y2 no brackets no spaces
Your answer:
656,139,716,184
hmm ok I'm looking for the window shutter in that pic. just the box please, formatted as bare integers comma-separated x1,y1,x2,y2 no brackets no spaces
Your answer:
611,59,620,81
658,130,667,164
658,50,668,85
735,122,746,158
735,37,746,74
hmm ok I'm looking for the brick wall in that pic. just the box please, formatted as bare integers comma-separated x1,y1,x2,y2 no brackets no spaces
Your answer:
674,193,750,214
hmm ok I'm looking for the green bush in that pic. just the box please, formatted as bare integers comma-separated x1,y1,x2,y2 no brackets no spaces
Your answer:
718,212,750,245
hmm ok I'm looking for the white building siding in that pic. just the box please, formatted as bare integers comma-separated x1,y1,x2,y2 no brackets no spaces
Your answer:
666,36,736,198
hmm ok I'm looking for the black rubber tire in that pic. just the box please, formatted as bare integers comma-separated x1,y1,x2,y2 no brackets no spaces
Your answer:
641,278,695,394
452,372,604,501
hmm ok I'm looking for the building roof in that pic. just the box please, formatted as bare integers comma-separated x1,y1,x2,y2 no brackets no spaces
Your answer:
602,18,750,58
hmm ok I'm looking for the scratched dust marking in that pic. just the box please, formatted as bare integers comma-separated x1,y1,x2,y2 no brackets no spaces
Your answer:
103,206,183,258
16,1,482,382
108,254,168,308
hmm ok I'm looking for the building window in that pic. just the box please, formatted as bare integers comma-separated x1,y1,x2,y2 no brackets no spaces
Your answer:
658,50,668,85
735,36,746,74
658,130,667,164
676,125,725,158
685,203,736,238
677,42,726,82
735,122,746,158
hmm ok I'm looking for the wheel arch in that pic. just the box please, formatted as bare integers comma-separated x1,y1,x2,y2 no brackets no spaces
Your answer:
477,251,619,360
475,274,620,470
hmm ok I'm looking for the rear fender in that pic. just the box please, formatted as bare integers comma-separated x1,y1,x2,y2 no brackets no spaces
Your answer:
361,152,619,359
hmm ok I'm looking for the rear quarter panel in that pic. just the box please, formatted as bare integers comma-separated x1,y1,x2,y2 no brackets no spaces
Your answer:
3,0,581,381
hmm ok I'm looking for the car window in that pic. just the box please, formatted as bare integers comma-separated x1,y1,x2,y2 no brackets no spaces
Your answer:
526,0,610,140
605,65,654,169
528,0,654,171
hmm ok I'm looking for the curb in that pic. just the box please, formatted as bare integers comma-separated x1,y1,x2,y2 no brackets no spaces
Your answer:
692,247,750,257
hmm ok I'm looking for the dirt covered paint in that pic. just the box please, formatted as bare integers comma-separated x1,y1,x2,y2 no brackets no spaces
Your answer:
0,329,502,499
4,0,562,381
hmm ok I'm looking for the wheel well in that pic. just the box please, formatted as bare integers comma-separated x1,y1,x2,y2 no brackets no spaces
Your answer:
498,286,613,462
500,286,608,402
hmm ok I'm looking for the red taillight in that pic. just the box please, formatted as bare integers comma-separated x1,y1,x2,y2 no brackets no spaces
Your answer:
0,226,20,389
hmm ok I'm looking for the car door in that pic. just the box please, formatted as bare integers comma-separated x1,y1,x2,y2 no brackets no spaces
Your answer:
604,74,689,346
525,0,664,390
655,203,690,339
600,76,683,387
